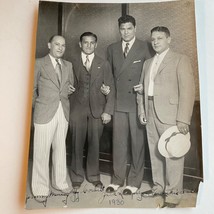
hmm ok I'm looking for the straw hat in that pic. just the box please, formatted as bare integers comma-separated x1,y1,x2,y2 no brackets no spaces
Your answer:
158,126,191,158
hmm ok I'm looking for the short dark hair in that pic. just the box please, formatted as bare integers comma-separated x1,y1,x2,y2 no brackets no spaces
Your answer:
80,32,97,42
151,26,170,37
118,15,136,27
48,35,64,43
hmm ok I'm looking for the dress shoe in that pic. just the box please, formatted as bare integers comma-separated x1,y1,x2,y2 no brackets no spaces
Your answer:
106,186,115,193
161,202,177,208
141,189,163,197
92,181,104,190
105,184,120,193
123,186,138,195
61,187,72,194
72,182,81,190
123,188,132,195
34,195,48,203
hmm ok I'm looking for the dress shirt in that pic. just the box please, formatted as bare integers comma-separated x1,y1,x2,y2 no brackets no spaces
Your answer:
122,37,136,52
81,52,95,68
148,48,169,96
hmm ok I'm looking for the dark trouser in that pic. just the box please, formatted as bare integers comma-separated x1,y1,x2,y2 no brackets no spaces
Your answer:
70,104,103,184
112,111,145,188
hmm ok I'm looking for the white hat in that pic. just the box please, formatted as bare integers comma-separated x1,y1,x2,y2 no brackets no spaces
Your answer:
158,126,191,158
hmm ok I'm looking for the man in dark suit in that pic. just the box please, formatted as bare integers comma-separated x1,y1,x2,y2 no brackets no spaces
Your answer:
105,15,151,195
32,35,75,202
136,26,195,207
69,32,115,190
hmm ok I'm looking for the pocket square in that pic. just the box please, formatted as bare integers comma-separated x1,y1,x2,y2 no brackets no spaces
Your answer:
133,60,141,64
98,66,101,69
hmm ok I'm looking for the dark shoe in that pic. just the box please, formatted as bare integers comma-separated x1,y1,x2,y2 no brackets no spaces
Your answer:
123,188,132,195
161,202,177,208
141,189,163,197
92,181,104,190
72,182,81,190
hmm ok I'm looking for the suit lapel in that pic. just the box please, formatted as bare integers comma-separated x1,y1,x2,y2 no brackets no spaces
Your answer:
157,50,174,74
60,59,68,89
44,55,60,88
90,56,102,86
118,39,141,77
144,58,153,96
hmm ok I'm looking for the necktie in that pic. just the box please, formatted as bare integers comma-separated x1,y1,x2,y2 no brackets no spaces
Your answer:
84,55,90,72
55,59,62,85
124,42,130,58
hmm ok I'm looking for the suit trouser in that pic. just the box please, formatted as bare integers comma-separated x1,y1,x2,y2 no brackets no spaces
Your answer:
112,111,145,188
147,100,184,203
70,105,103,184
32,102,70,197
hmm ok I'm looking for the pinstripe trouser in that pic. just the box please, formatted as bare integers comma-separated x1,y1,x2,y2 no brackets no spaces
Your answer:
32,102,70,196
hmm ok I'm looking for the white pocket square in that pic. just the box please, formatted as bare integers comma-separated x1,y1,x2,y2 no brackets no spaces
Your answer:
133,60,141,64
98,66,101,69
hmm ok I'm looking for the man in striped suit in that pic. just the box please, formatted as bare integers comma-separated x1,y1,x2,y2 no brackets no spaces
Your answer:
31,35,75,202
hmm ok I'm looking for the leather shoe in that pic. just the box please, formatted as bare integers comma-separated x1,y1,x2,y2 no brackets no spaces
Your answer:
92,181,104,190
34,196,47,203
161,202,177,208
141,189,163,197
106,186,115,193
72,182,81,190
123,188,132,195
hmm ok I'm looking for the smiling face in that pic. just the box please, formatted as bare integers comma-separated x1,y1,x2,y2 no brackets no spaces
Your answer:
119,22,136,42
151,31,171,54
79,35,97,55
48,36,65,59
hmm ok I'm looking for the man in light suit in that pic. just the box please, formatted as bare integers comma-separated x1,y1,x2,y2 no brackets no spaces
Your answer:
105,15,151,195
136,26,195,207
69,32,115,190
32,35,75,202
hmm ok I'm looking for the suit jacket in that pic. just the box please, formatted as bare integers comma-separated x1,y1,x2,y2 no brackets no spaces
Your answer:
138,50,195,125
33,55,74,124
107,38,151,113
69,55,115,118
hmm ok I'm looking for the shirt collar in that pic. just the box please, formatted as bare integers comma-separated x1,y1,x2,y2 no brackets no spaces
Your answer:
81,52,95,63
49,54,62,67
122,37,136,49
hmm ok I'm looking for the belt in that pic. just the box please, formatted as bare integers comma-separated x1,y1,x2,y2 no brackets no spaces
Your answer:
148,96,154,100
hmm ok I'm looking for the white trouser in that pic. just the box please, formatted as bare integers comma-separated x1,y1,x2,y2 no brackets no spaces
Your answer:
32,102,69,196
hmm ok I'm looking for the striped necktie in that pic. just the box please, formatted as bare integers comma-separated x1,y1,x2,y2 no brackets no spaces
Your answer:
55,59,62,84
124,42,130,58
84,55,90,72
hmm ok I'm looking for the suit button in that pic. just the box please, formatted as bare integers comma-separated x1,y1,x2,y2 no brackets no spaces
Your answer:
128,79,131,81
117,78,120,81
128,91,131,93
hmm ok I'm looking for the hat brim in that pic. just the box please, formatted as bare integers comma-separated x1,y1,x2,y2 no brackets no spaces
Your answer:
158,126,191,158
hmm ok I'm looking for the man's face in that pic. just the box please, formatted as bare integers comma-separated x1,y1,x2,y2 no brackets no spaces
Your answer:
79,36,97,55
119,22,136,42
151,31,171,54
48,36,65,59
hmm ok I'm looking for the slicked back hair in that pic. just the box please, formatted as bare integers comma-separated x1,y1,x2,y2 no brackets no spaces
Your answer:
118,15,136,27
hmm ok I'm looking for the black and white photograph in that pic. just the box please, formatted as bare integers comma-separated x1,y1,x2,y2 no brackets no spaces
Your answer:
23,0,203,210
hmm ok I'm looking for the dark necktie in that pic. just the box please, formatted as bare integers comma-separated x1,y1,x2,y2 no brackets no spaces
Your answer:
55,59,62,85
84,55,90,72
124,42,130,58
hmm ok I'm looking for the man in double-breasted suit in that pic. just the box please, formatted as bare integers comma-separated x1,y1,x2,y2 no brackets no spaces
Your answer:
32,35,75,202
136,26,195,207
105,15,151,195
69,32,115,190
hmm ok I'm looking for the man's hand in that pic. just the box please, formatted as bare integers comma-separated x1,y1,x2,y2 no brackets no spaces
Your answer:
68,84,75,95
177,121,189,135
101,84,110,95
133,84,143,94
101,113,111,124
139,114,147,125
